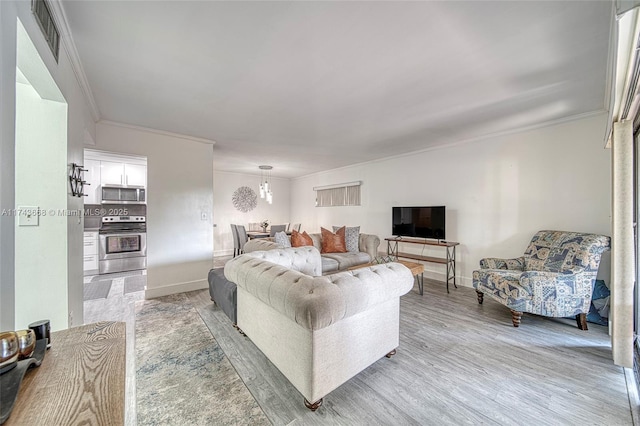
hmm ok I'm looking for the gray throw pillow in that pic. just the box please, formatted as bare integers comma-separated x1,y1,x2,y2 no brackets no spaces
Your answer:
274,231,291,248
333,226,360,252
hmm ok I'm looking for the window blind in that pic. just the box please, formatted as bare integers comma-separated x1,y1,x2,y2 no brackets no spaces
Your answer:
314,182,361,207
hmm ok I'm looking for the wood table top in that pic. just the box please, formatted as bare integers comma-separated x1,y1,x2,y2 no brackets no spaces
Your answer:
5,321,126,425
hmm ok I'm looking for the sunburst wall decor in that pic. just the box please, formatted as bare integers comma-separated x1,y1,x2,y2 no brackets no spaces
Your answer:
232,186,257,212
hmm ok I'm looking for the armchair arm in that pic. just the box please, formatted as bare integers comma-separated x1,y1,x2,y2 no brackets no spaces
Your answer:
359,233,380,259
479,256,524,270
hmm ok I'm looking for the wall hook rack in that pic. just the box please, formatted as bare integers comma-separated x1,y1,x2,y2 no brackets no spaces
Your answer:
69,163,88,198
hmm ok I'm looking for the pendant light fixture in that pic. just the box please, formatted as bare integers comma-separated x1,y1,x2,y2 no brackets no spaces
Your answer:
259,165,273,204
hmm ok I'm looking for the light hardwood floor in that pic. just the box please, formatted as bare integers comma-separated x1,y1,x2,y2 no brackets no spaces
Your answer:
85,261,636,425
84,272,145,426
189,276,635,426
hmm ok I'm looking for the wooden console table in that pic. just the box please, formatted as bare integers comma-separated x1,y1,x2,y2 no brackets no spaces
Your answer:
385,237,459,293
4,321,125,425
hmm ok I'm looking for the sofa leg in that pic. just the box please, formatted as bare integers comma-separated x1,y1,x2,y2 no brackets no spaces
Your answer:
304,398,323,411
385,349,397,358
576,313,588,330
475,290,484,305
510,310,522,327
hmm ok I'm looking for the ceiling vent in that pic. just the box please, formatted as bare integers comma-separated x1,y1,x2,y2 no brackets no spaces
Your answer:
31,0,60,63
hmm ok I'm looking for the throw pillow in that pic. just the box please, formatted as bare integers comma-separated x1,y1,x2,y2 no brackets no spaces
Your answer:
333,225,360,252
274,231,291,248
291,230,313,247
321,226,347,254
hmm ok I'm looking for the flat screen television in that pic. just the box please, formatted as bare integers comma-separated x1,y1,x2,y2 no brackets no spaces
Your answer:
392,206,446,240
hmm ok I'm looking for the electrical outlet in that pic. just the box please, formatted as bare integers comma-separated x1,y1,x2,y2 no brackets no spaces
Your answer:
201,212,208,221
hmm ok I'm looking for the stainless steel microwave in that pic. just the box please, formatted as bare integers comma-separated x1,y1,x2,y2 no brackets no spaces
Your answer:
101,185,146,204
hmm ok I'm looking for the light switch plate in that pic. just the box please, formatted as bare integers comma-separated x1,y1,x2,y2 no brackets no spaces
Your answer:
18,206,39,226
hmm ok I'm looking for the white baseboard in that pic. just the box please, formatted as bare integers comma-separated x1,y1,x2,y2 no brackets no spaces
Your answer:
421,270,472,288
145,278,208,299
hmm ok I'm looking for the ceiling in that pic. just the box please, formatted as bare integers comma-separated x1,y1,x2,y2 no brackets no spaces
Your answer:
61,1,614,178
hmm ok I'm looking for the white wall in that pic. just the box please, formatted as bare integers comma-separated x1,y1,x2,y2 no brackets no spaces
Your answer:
15,79,68,330
291,113,612,286
94,122,214,298
1,1,94,331
213,170,290,255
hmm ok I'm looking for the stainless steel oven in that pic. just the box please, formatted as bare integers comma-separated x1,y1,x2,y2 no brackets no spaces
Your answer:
99,216,147,274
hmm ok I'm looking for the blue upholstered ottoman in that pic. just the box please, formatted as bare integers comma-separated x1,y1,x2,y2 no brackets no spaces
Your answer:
207,268,237,324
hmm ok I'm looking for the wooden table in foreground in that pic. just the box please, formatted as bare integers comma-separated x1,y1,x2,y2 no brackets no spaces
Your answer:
349,259,426,295
5,321,126,426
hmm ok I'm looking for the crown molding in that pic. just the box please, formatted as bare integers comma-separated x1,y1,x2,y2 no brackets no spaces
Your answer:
294,110,607,181
48,0,101,122
99,120,217,145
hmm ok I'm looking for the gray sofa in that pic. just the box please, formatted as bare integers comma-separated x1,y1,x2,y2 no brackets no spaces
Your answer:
224,246,413,409
207,268,237,323
243,232,380,274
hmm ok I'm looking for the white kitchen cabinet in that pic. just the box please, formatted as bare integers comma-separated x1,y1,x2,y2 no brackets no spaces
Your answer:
100,161,125,186
83,159,101,204
83,231,99,276
100,161,147,187
124,163,146,186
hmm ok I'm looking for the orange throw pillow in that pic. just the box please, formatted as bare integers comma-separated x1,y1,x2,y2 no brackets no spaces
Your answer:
321,226,347,253
291,230,313,247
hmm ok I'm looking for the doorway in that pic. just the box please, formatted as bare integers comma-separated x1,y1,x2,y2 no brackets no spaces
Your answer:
14,18,69,330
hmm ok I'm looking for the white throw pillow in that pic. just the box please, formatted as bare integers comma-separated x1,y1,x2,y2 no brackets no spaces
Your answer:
274,231,291,248
333,226,360,252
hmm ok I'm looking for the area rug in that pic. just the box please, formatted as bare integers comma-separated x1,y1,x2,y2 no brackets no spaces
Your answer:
135,293,269,425
124,275,146,294
83,280,112,301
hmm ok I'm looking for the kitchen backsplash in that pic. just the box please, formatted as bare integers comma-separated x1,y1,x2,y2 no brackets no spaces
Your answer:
84,203,147,230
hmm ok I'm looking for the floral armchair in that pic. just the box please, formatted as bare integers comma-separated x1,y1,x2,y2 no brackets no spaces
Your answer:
472,230,611,329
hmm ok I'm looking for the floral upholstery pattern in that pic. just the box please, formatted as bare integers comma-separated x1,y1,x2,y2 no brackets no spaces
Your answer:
473,230,610,319
479,257,524,271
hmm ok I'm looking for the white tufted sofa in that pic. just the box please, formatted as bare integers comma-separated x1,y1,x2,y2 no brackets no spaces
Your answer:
242,232,381,274
224,246,413,410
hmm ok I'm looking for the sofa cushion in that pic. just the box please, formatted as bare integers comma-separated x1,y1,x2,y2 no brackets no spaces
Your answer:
225,249,414,331
321,227,347,253
321,256,340,274
229,246,323,277
333,226,360,252
322,251,371,270
243,238,282,253
291,230,313,247
274,231,291,248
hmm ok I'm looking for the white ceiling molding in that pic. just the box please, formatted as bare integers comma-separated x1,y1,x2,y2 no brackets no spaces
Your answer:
98,120,217,145
48,0,101,122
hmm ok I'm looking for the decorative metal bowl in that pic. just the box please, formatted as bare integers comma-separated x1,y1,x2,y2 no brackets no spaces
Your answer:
0,331,19,368
16,329,36,360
